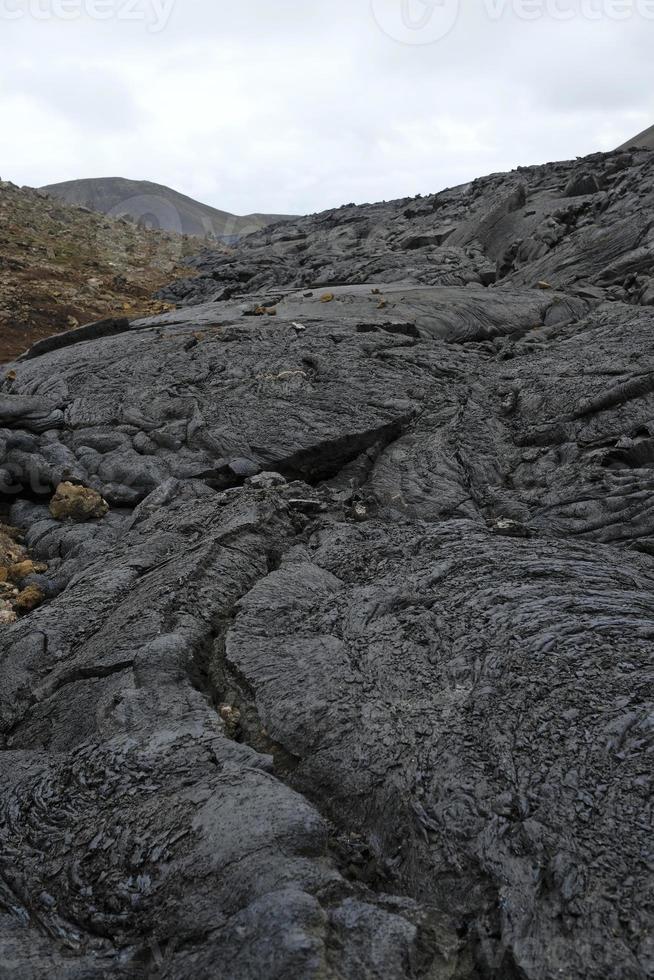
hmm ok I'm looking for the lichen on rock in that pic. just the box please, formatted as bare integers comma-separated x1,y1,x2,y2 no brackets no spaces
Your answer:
14,584,45,614
0,523,48,622
49,482,109,523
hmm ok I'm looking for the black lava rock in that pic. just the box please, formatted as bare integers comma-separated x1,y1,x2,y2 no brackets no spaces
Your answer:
1,143,654,979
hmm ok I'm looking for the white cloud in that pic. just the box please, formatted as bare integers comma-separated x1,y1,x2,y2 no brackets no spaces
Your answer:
0,0,651,215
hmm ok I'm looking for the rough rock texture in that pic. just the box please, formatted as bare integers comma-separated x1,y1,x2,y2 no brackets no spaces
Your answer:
1,146,653,979
49,482,109,523
617,124,654,152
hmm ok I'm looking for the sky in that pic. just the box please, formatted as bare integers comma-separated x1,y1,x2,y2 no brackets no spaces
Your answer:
0,0,652,216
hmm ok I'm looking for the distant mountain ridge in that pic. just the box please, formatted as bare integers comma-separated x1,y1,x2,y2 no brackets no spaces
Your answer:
617,124,654,151
40,177,295,239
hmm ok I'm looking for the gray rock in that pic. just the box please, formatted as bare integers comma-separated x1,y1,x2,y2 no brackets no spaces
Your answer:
247,471,288,488
2,142,654,979
564,171,601,196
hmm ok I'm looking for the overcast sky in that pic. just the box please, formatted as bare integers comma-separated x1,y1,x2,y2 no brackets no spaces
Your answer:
0,0,652,216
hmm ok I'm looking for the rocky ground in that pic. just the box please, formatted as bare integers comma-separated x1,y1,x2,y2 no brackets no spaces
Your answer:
0,145,653,979
0,180,220,363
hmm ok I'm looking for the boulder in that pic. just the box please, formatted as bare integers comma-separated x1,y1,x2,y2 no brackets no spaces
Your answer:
49,482,109,522
564,171,601,196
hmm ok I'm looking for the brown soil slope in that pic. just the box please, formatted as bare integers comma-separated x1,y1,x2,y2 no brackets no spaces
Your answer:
0,179,220,362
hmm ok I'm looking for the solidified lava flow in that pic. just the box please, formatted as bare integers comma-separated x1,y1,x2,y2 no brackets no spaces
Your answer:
0,145,653,979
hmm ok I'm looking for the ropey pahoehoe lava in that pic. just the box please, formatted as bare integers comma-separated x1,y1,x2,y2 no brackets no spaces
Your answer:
0,141,653,979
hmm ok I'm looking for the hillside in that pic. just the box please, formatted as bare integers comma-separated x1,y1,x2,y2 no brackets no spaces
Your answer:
41,176,294,239
0,179,219,361
1,141,654,979
617,122,654,150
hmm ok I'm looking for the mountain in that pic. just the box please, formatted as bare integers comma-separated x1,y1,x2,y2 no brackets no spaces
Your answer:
616,122,654,150
2,142,654,979
41,176,294,239
0,178,220,362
